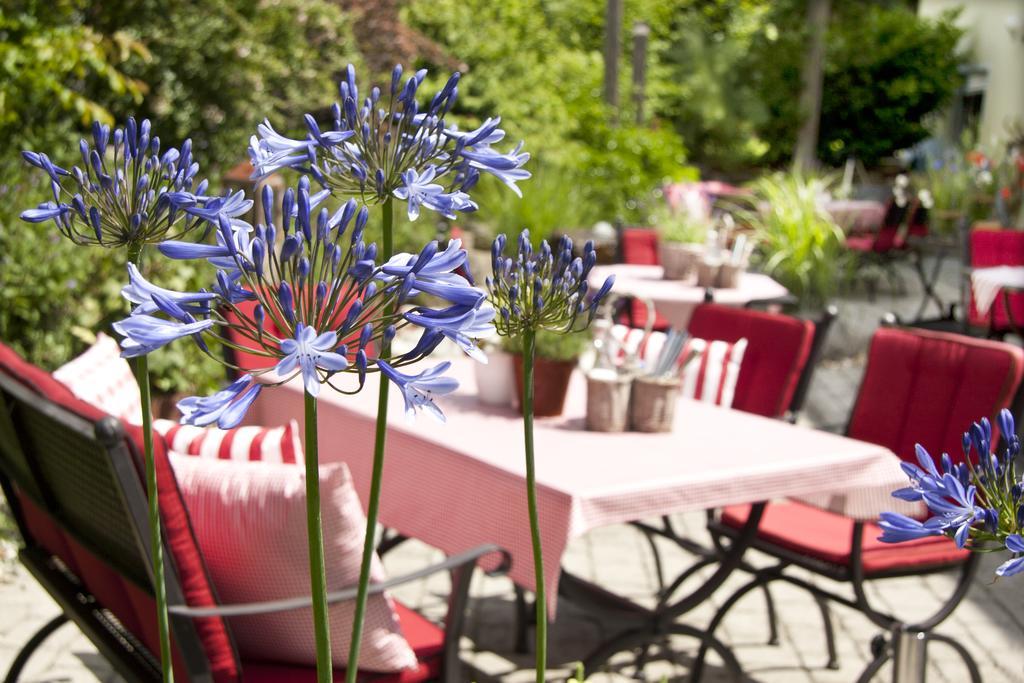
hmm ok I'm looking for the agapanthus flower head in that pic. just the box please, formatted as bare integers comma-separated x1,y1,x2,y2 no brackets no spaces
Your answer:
114,180,493,427
881,409,1024,578
486,229,614,338
248,64,530,221
20,118,241,249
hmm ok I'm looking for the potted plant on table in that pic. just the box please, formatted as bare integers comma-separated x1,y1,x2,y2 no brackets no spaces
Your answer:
653,200,709,281
505,328,589,417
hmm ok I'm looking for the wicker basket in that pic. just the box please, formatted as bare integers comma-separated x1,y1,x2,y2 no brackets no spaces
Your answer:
585,371,632,432
630,376,681,433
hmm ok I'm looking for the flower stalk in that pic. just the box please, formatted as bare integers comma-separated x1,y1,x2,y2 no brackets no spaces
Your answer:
347,197,394,682
303,391,332,682
520,328,548,681
126,243,173,683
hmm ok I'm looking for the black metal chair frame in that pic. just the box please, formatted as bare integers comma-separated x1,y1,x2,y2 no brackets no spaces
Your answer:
0,370,507,683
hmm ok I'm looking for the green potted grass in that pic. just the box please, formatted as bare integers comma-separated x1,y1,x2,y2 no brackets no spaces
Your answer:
653,203,709,280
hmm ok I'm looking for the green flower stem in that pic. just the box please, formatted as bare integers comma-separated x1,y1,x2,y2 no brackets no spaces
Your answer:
127,243,173,683
521,329,547,682
304,392,332,683
347,197,394,682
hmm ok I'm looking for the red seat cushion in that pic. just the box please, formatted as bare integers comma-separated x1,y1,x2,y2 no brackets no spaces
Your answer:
968,228,1024,330
241,603,444,682
721,502,968,575
0,342,240,682
686,304,814,418
848,326,1024,464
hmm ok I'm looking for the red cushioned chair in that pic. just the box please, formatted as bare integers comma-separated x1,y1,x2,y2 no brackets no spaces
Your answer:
0,342,504,683
617,227,671,332
694,323,1024,682
631,304,825,602
845,199,912,300
967,227,1024,337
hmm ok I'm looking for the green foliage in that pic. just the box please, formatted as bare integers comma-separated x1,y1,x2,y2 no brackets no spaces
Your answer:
502,328,590,362
470,168,602,244
0,1,146,156
403,0,692,224
87,0,356,172
737,172,847,308
744,3,964,166
0,164,222,395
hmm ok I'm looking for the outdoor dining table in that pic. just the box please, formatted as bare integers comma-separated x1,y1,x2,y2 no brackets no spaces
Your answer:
588,263,790,329
971,265,1024,335
247,356,916,676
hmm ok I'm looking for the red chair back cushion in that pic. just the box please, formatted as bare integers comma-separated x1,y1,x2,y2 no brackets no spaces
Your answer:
686,304,814,418
848,327,1024,464
968,228,1024,329
621,228,659,265
0,342,240,682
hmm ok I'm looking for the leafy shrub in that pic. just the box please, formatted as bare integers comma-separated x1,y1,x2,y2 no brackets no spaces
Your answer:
735,172,847,308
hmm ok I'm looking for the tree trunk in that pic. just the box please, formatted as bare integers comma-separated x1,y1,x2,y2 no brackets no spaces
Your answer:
794,0,831,172
604,0,622,120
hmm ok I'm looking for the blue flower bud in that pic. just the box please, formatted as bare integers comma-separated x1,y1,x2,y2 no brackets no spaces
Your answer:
251,238,265,276
317,208,329,241
342,300,362,332
359,323,373,350
281,235,301,262
282,189,295,234
316,281,328,306
391,64,403,95
254,304,265,332
278,282,294,321
297,257,310,283
383,325,396,345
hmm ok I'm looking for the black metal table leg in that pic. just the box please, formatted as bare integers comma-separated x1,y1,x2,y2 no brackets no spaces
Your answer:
911,245,949,322
4,614,70,683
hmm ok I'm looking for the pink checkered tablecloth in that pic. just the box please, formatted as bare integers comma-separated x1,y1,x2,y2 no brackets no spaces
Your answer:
588,264,789,329
247,358,915,612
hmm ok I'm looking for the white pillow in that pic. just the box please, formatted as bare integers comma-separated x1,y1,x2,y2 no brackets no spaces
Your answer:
53,333,142,424
168,454,417,672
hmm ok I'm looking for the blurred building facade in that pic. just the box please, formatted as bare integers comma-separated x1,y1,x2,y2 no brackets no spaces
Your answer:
919,0,1024,147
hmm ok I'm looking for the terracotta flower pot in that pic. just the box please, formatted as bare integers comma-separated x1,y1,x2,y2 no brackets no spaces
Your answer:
512,354,577,417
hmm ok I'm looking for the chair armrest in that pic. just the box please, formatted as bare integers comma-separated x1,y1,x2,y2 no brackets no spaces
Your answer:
168,543,509,619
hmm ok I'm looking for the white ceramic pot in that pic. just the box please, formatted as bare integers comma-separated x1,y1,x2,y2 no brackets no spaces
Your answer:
658,242,703,280
474,349,516,407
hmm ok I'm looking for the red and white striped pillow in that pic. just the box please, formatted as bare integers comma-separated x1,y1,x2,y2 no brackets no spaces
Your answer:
154,419,301,464
168,454,417,672
53,333,143,425
610,325,748,408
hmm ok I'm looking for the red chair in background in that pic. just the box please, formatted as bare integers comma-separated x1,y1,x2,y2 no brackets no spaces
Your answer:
967,227,1024,337
699,323,1024,682
617,227,671,331
845,200,912,300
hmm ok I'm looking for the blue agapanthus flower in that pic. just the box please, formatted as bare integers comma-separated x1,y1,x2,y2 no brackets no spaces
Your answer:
376,360,458,422
114,181,494,428
881,409,1024,578
20,118,243,249
248,64,530,221
486,229,615,338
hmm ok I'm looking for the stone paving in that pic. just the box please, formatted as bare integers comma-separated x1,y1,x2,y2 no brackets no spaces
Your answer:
2,255,1023,682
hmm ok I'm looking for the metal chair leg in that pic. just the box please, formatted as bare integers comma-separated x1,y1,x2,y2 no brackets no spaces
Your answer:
513,584,530,654
928,633,982,683
761,584,780,646
813,593,839,669
4,614,70,683
641,526,668,596
855,645,889,683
